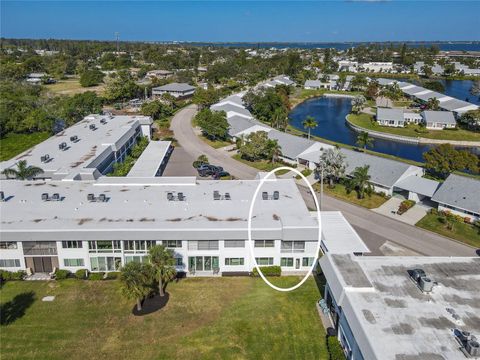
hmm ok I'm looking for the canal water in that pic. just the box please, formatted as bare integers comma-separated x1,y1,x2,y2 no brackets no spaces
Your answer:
288,80,479,163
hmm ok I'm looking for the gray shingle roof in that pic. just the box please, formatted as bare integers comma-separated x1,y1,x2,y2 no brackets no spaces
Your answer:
152,83,195,92
415,91,444,102
421,110,456,125
431,174,480,214
267,130,315,160
440,98,478,111
211,104,253,118
403,86,425,96
227,116,258,136
394,175,440,197
340,149,414,187
376,108,405,122
305,80,322,88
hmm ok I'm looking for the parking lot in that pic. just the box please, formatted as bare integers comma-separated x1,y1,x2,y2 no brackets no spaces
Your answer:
162,146,198,177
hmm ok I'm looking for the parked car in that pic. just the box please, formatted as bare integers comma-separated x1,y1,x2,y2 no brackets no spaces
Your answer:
213,170,230,180
196,164,224,177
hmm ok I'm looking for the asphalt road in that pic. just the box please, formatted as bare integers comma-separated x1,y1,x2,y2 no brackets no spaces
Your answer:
170,105,478,257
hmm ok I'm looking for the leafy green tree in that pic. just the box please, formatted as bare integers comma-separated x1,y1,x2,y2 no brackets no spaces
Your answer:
192,87,220,110
302,116,318,140
238,131,270,161
350,165,374,199
195,109,229,140
423,80,445,93
423,144,479,179
79,68,105,87
148,245,176,297
141,100,172,120
120,262,154,311
351,95,367,114
272,107,288,131
193,155,209,168
315,148,346,188
356,131,374,151
421,65,433,78
104,70,141,102
350,75,368,91
266,139,282,163
365,80,379,101
426,97,440,110
458,109,480,131
243,88,288,125
56,91,103,126
2,160,44,180
470,81,480,99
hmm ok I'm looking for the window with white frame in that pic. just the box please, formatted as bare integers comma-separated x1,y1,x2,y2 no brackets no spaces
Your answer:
280,258,294,267
188,240,219,250
225,258,244,266
123,241,156,253
0,242,17,250
281,241,305,253
302,257,314,267
224,240,245,248
254,240,274,248
124,256,147,264
164,240,182,248
90,256,122,271
89,241,122,253
175,257,183,266
0,259,21,267
255,257,273,266
64,258,85,267
62,241,83,249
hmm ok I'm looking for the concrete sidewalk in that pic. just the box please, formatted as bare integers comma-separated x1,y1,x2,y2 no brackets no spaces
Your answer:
372,197,429,226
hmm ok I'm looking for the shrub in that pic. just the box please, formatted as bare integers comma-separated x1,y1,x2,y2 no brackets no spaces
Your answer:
428,208,438,216
251,266,281,277
88,272,104,281
0,270,26,281
105,272,120,280
397,200,416,215
464,217,471,224
55,269,71,280
75,269,88,279
327,336,345,360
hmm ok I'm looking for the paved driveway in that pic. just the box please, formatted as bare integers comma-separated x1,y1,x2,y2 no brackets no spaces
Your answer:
162,146,197,176
372,197,429,226
170,105,478,257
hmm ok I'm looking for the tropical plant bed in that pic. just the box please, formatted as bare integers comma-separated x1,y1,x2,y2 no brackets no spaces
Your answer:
348,113,480,141
0,132,50,161
397,200,416,215
232,154,292,175
0,277,328,360
314,182,389,209
416,213,480,248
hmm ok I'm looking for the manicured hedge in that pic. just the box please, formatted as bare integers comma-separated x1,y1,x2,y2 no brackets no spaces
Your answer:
88,272,104,281
251,266,281,277
0,270,26,281
75,269,89,279
327,335,345,360
55,269,71,280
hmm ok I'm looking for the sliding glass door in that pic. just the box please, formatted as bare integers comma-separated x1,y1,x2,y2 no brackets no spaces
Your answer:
188,256,219,272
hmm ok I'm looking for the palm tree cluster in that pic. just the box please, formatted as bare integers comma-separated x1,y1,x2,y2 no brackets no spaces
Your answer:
356,131,374,151
1,160,44,180
120,244,176,311
302,116,318,140
345,165,374,199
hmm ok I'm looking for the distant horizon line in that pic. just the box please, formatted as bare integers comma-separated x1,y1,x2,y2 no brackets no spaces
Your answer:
2,37,480,45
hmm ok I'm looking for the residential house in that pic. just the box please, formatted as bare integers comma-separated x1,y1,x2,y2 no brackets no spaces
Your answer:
152,83,196,99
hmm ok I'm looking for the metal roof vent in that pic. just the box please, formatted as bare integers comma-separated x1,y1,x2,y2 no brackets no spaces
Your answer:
466,340,480,357
40,154,50,162
419,277,433,292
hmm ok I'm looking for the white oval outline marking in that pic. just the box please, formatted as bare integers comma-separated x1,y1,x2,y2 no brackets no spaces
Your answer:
247,166,322,292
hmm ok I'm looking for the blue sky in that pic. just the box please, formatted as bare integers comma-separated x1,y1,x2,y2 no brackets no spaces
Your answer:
1,1,479,42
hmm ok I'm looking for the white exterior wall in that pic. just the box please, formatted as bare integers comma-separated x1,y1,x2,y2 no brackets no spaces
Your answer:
56,241,91,272
0,242,25,271
437,204,480,222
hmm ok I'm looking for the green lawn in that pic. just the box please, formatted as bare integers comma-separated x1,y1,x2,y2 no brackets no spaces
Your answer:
45,78,105,95
0,277,327,360
0,132,50,161
416,213,480,248
232,154,292,175
314,182,389,209
348,113,480,142
201,135,233,149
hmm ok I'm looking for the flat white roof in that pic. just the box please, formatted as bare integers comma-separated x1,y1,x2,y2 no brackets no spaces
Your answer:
320,254,480,360
127,141,171,177
0,115,152,179
0,178,318,240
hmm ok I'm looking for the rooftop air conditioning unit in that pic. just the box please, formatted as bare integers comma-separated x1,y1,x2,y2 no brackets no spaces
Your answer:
273,191,279,200
41,193,49,201
419,276,433,292
262,192,268,200
466,340,480,357
459,331,471,342
178,192,185,201
224,192,231,200
98,194,106,202
87,193,95,202
213,191,221,200
89,124,96,130
409,268,426,283
70,135,78,142
52,193,60,201
41,154,50,162
59,142,67,150
0,191,5,201
167,192,174,201
100,119,107,124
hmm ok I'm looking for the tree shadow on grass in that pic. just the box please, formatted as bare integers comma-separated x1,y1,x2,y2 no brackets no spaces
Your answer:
1,291,36,325
132,292,169,317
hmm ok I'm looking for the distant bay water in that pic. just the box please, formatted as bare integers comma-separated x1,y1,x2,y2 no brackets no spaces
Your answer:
184,42,480,51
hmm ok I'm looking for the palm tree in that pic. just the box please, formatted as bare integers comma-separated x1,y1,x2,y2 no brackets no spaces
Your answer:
2,160,44,180
351,95,367,114
148,245,176,297
356,131,374,151
316,148,346,188
266,139,282,164
350,165,373,199
302,116,318,140
272,107,287,130
427,97,440,110
120,262,153,311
